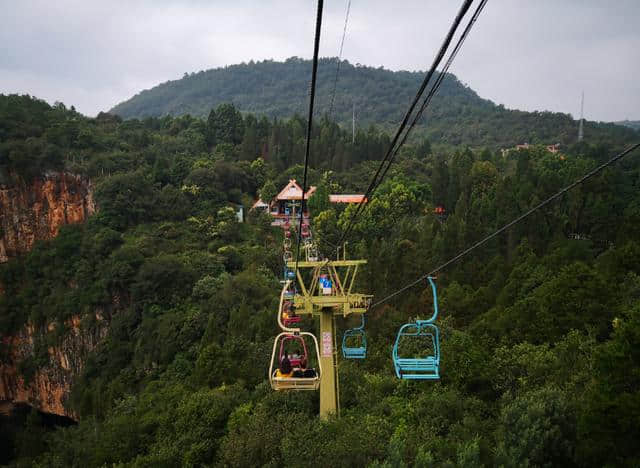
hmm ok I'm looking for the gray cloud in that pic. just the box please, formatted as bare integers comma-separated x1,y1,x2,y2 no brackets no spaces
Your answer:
1,0,638,121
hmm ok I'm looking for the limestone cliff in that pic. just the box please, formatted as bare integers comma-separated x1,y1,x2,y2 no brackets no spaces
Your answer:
0,171,100,418
0,172,95,263
0,313,109,419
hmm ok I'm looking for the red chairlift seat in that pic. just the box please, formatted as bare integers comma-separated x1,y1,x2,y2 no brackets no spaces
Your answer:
301,223,311,238
279,334,307,367
269,332,321,391
282,301,301,327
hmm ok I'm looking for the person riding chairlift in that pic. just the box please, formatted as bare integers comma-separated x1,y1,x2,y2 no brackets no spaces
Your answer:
276,353,292,378
282,300,297,319
301,223,310,238
292,357,316,378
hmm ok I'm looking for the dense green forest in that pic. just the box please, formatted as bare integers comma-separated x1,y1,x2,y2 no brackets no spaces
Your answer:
1,94,640,466
110,57,638,150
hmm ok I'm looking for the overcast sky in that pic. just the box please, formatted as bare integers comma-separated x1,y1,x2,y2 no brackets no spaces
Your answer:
1,0,638,121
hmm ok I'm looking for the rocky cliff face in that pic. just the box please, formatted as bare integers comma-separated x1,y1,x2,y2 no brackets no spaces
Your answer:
0,313,109,419
0,172,100,418
0,172,95,263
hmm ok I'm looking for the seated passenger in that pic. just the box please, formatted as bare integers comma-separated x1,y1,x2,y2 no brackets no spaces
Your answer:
292,358,316,378
292,362,304,378
289,350,302,367
276,354,292,378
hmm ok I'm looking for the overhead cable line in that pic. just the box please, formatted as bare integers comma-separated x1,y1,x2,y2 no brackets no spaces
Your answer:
295,0,324,274
335,0,475,247
375,0,488,187
328,0,352,118
313,0,351,259
339,0,488,244
369,142,640,309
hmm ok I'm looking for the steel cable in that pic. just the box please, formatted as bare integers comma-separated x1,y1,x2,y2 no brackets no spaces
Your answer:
336,0,476,247
369,142,640,309
294,0,324,274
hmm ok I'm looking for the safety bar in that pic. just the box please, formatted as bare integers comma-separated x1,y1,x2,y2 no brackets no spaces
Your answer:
416,276,439,324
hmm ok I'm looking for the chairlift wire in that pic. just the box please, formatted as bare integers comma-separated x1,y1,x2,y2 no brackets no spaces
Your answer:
313,0,350,258
336,0,476,247
375,0,488,187
369,142,640,310
340,0,487,243
295,0,324,274
328,0,352,118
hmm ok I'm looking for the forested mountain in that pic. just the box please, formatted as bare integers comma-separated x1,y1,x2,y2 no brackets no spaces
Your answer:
2,94,640,466
110,57,638,149
616,120,640,131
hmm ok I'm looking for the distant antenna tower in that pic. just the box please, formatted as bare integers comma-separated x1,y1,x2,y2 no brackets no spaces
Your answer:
352,102,355,144
578,91,584,142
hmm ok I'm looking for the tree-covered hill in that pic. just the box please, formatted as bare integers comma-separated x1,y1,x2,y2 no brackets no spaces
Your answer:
2,95,640,466
616,120,640,131
110,57,638,149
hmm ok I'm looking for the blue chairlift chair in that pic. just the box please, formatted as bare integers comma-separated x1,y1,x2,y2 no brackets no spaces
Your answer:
392,277,440,380
342,314,367,359
283,266,296,280
283,284,296,300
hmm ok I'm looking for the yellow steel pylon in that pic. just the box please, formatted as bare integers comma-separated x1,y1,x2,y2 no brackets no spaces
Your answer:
286,258,372,418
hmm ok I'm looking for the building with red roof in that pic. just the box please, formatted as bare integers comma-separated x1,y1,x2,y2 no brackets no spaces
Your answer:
251,179,366,227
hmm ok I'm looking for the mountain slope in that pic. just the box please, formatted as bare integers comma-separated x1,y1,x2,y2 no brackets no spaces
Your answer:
110,57,637,148
616,120,640,131
4,95,640,466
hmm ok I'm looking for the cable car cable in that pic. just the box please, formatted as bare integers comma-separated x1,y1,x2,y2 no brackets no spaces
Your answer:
375,0,488,188
336,0,476,247
351,0,488,234
305,0,349,258
294,0,324,274
339,0,488,244
328,0,352,118
339,0,475,244
369,142,640,310
303,0,349,261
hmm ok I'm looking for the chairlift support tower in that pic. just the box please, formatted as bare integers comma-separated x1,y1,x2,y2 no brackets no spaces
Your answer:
286,257,372,418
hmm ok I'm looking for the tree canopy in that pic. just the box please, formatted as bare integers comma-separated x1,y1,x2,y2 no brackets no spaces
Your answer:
1,94,640,467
